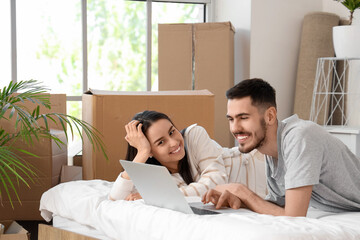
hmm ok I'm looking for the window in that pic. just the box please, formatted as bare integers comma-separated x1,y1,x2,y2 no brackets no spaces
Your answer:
17,0,82,95
5,0,209,134
3,0,210,155
87,0,147,91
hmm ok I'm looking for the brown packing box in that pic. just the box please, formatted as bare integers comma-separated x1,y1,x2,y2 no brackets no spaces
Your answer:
0,220,29,240
60,165,82,183
82,89,214,180
158,22,235,148
0,94,67,221
73,155,82,166
0,130,67,220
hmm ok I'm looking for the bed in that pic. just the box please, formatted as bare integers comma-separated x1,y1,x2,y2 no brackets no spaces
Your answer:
39,179,360,240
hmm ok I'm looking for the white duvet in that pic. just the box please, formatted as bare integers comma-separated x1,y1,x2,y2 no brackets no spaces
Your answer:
40,180,360,240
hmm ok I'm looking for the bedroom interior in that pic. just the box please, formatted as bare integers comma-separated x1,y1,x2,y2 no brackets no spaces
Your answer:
1,0,360,239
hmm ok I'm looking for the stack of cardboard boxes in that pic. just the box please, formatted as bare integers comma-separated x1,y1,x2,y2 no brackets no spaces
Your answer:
158,21,235,148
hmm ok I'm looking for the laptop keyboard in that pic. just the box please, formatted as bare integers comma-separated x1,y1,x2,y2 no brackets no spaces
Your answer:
190,206,220,215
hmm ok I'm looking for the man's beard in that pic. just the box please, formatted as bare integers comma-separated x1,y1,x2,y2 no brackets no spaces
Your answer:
238,118,267,153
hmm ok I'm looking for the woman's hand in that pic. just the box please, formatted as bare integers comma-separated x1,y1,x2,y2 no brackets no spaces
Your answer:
125,192,142,201
125,120,151,163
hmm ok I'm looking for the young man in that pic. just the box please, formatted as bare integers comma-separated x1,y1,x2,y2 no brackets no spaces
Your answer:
202,78,360,217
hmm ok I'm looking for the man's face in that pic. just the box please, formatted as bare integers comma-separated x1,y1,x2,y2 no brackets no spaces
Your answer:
227,96,267,153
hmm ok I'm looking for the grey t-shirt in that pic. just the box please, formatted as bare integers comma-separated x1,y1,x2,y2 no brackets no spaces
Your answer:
265,115,360,213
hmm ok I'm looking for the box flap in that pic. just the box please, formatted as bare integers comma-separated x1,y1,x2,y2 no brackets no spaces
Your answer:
5,222,27,235
194,21,235,33
0,221,29,240
84,89,213,96
158,22,235,33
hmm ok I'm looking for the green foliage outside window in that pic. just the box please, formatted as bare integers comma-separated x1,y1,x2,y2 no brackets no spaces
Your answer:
37,1,200,100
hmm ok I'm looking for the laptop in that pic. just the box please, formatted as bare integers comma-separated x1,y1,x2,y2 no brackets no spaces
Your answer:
120,160,225,215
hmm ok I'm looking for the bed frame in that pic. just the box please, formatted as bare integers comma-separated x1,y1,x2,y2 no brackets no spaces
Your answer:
38,224,98,240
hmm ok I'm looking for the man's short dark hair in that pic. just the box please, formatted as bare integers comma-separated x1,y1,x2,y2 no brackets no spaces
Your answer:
226,78,277,110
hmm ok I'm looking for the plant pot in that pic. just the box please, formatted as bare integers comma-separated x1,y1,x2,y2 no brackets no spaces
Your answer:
333,25,360,58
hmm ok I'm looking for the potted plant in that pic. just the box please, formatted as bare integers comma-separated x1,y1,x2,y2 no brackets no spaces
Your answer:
0,80,107,208
333,0,360,57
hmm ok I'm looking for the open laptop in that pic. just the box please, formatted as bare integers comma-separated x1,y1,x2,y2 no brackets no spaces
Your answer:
120,160,225,215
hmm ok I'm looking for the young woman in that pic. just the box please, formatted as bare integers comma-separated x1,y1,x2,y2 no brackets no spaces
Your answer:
109,110,266,201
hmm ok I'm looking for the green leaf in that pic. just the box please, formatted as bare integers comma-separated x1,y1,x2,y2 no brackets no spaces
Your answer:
0,79,108,207
0,146,36,208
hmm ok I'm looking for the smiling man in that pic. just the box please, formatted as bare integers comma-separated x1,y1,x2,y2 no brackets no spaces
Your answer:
202,78,360,216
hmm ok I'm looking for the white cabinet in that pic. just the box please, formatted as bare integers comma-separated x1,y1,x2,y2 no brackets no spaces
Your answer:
325,126,360,157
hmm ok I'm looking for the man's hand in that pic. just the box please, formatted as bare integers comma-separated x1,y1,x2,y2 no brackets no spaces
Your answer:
202,189,242,209
210,183,313,217
214,183,244,196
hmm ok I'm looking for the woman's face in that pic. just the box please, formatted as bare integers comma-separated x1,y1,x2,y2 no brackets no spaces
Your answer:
146,119,185,171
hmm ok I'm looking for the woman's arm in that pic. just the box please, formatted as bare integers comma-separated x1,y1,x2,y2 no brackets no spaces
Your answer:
109,120,151,200
109,172,135,200
179,126,228,197
122,120,152,178
121,151,151,180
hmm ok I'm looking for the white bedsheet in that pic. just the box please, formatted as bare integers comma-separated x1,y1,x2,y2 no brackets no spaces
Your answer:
39,180,360,240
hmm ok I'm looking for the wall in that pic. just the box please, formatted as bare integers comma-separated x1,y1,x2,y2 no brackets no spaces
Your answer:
250,0,322,121
322,0,360,25
214,0,251,84
213,0,251,145
215,0,359,121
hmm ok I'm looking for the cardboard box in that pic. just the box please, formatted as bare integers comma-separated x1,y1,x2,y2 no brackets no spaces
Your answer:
0,221,30,240
60,165,82,183
73,155,82,166
0,130,67,220
0,94,67,220
82,89,214,181
158,22,235,148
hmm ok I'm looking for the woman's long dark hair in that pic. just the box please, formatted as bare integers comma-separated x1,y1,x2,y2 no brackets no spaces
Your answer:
125,110,194,184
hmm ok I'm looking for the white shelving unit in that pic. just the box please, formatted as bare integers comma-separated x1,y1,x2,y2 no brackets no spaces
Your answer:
310,57,360,156
310,57,360,126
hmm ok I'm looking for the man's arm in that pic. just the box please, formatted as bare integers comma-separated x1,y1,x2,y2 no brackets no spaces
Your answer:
203,184,313,217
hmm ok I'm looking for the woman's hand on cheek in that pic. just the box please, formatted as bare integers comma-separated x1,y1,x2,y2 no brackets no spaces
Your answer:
125,120,151,160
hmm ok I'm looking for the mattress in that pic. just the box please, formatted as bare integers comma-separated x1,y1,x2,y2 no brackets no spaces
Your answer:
40,180,360,240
